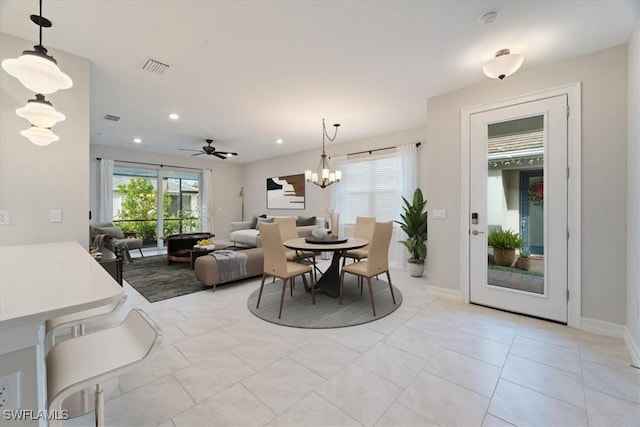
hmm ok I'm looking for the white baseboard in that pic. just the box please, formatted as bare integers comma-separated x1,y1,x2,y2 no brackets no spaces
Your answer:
580,317,625,339
624,328,640,367
425,285,462,301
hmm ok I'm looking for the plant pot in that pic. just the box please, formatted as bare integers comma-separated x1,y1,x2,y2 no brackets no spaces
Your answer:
516,257,531,271
492,248,516,267
408,260,425,277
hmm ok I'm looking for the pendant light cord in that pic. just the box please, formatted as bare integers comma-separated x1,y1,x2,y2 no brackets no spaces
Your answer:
37,0,43,48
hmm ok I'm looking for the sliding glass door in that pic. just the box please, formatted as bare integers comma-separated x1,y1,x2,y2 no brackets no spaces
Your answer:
112,167,201,248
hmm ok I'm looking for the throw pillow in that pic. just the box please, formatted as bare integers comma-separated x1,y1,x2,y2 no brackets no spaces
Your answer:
296,216,317,226
94,226,125,239
255,217,274,229
249,215,258,229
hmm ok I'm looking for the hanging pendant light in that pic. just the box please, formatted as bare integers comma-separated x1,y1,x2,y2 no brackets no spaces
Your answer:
16,93,65,128
20,126,59,146
1,0,73,94
304,119,342,189
482,49,524,80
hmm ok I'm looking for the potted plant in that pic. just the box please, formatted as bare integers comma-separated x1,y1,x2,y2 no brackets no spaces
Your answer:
395,188,428,277
487,228,524,267
515,247,531,271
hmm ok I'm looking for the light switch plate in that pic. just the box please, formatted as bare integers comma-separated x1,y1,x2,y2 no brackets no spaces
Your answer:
50,209,62,223
432,209,447,219
0,210,9,225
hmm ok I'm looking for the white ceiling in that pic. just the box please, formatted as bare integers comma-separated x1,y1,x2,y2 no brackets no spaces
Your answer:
1,1,638,163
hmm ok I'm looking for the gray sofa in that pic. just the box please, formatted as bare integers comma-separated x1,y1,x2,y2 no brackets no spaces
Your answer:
89,221,144,256
229,216,324,247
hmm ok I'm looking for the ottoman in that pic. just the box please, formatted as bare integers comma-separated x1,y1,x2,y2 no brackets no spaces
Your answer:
194,248,264,290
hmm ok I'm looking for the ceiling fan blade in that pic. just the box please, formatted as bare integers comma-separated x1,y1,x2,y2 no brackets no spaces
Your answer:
191,152,206,156
178,148,202,152
216,151,238,157
213,153,227,160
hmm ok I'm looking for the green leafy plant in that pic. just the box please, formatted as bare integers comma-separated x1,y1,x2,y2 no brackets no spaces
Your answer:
487,228,524,250
395,188,428,263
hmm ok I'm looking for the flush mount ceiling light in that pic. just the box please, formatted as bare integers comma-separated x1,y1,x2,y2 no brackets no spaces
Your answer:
20,126,59,146
1,0,72,94
305,119,342,189
483,49,524,80
169,113,179,120
133,138,142,143
15,93,65,128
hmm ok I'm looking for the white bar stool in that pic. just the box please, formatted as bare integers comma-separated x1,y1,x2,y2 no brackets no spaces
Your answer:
46,309,162,427
45,294,128,353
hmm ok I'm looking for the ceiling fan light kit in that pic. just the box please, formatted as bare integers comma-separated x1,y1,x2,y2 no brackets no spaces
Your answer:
483,49,524,80
2,0,72,146
305,119,342,189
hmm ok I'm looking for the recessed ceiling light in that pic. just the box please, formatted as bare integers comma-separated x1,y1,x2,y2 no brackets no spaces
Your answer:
276,139,283,144
169,113,179,120
133,137,142,143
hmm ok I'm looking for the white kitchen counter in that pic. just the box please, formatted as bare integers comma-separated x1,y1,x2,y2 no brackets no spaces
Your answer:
0,241,124,426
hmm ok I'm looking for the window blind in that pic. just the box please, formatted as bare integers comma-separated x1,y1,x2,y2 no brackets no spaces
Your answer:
342,154,400,223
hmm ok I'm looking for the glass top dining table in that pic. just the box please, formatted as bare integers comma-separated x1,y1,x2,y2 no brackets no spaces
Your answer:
283,237,368,298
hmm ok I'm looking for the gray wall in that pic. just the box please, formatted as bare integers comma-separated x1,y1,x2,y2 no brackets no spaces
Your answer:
627,22,640,359
242,127,427,223
89,145,244,239
0,33,90,247
426,45,628,325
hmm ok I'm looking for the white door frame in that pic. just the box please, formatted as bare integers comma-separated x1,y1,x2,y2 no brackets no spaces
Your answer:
460,83,582,328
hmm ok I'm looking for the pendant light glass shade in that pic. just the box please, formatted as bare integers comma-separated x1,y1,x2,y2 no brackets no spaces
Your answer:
16,93,65,128
2,49,73,94
20,126,59,146
482,49,524,80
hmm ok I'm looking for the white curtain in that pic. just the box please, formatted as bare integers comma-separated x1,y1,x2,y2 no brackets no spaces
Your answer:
201,169,215,233
329,155,348,236
98,159,114,222
394,143,419,269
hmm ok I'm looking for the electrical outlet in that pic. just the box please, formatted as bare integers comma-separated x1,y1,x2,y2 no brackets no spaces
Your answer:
0,210,9,225
0,372,20,410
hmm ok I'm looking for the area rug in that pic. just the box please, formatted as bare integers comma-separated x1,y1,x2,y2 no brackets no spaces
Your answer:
247,275,402,328
123,255,208,303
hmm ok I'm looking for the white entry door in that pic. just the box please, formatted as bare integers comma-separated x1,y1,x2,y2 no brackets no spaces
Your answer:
469,95,568,323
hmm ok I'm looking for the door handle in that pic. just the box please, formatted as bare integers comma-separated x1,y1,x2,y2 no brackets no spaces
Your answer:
471,230,485,235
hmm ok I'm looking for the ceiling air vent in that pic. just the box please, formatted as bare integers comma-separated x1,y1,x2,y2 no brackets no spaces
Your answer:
103,114,120,122
141,58,170,75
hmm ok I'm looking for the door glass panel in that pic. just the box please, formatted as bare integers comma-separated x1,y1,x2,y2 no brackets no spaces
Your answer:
113,168,159,246
486,115,545,294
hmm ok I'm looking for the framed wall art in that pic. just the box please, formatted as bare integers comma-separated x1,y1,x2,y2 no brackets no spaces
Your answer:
266,174,305,209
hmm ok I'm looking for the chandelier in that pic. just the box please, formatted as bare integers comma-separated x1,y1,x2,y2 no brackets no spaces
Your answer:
1,0,72,146
305,119,342,188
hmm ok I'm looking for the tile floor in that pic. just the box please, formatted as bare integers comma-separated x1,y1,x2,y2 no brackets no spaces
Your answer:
66,257,639,427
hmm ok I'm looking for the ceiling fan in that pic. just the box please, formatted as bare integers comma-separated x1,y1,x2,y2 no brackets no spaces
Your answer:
179,139,238,160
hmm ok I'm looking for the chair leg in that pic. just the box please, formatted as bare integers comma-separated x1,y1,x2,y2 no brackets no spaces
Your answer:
367,277,376,316
278,279,287,319
310,271,316,305
256,274,267,308
290,277,294,297
339,270,346,305
386,270,396,304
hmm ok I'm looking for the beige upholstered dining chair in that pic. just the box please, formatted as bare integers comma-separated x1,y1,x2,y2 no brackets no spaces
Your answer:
339,221,396,316
342,216,376,266
257,222,315,318
274,217,317,281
